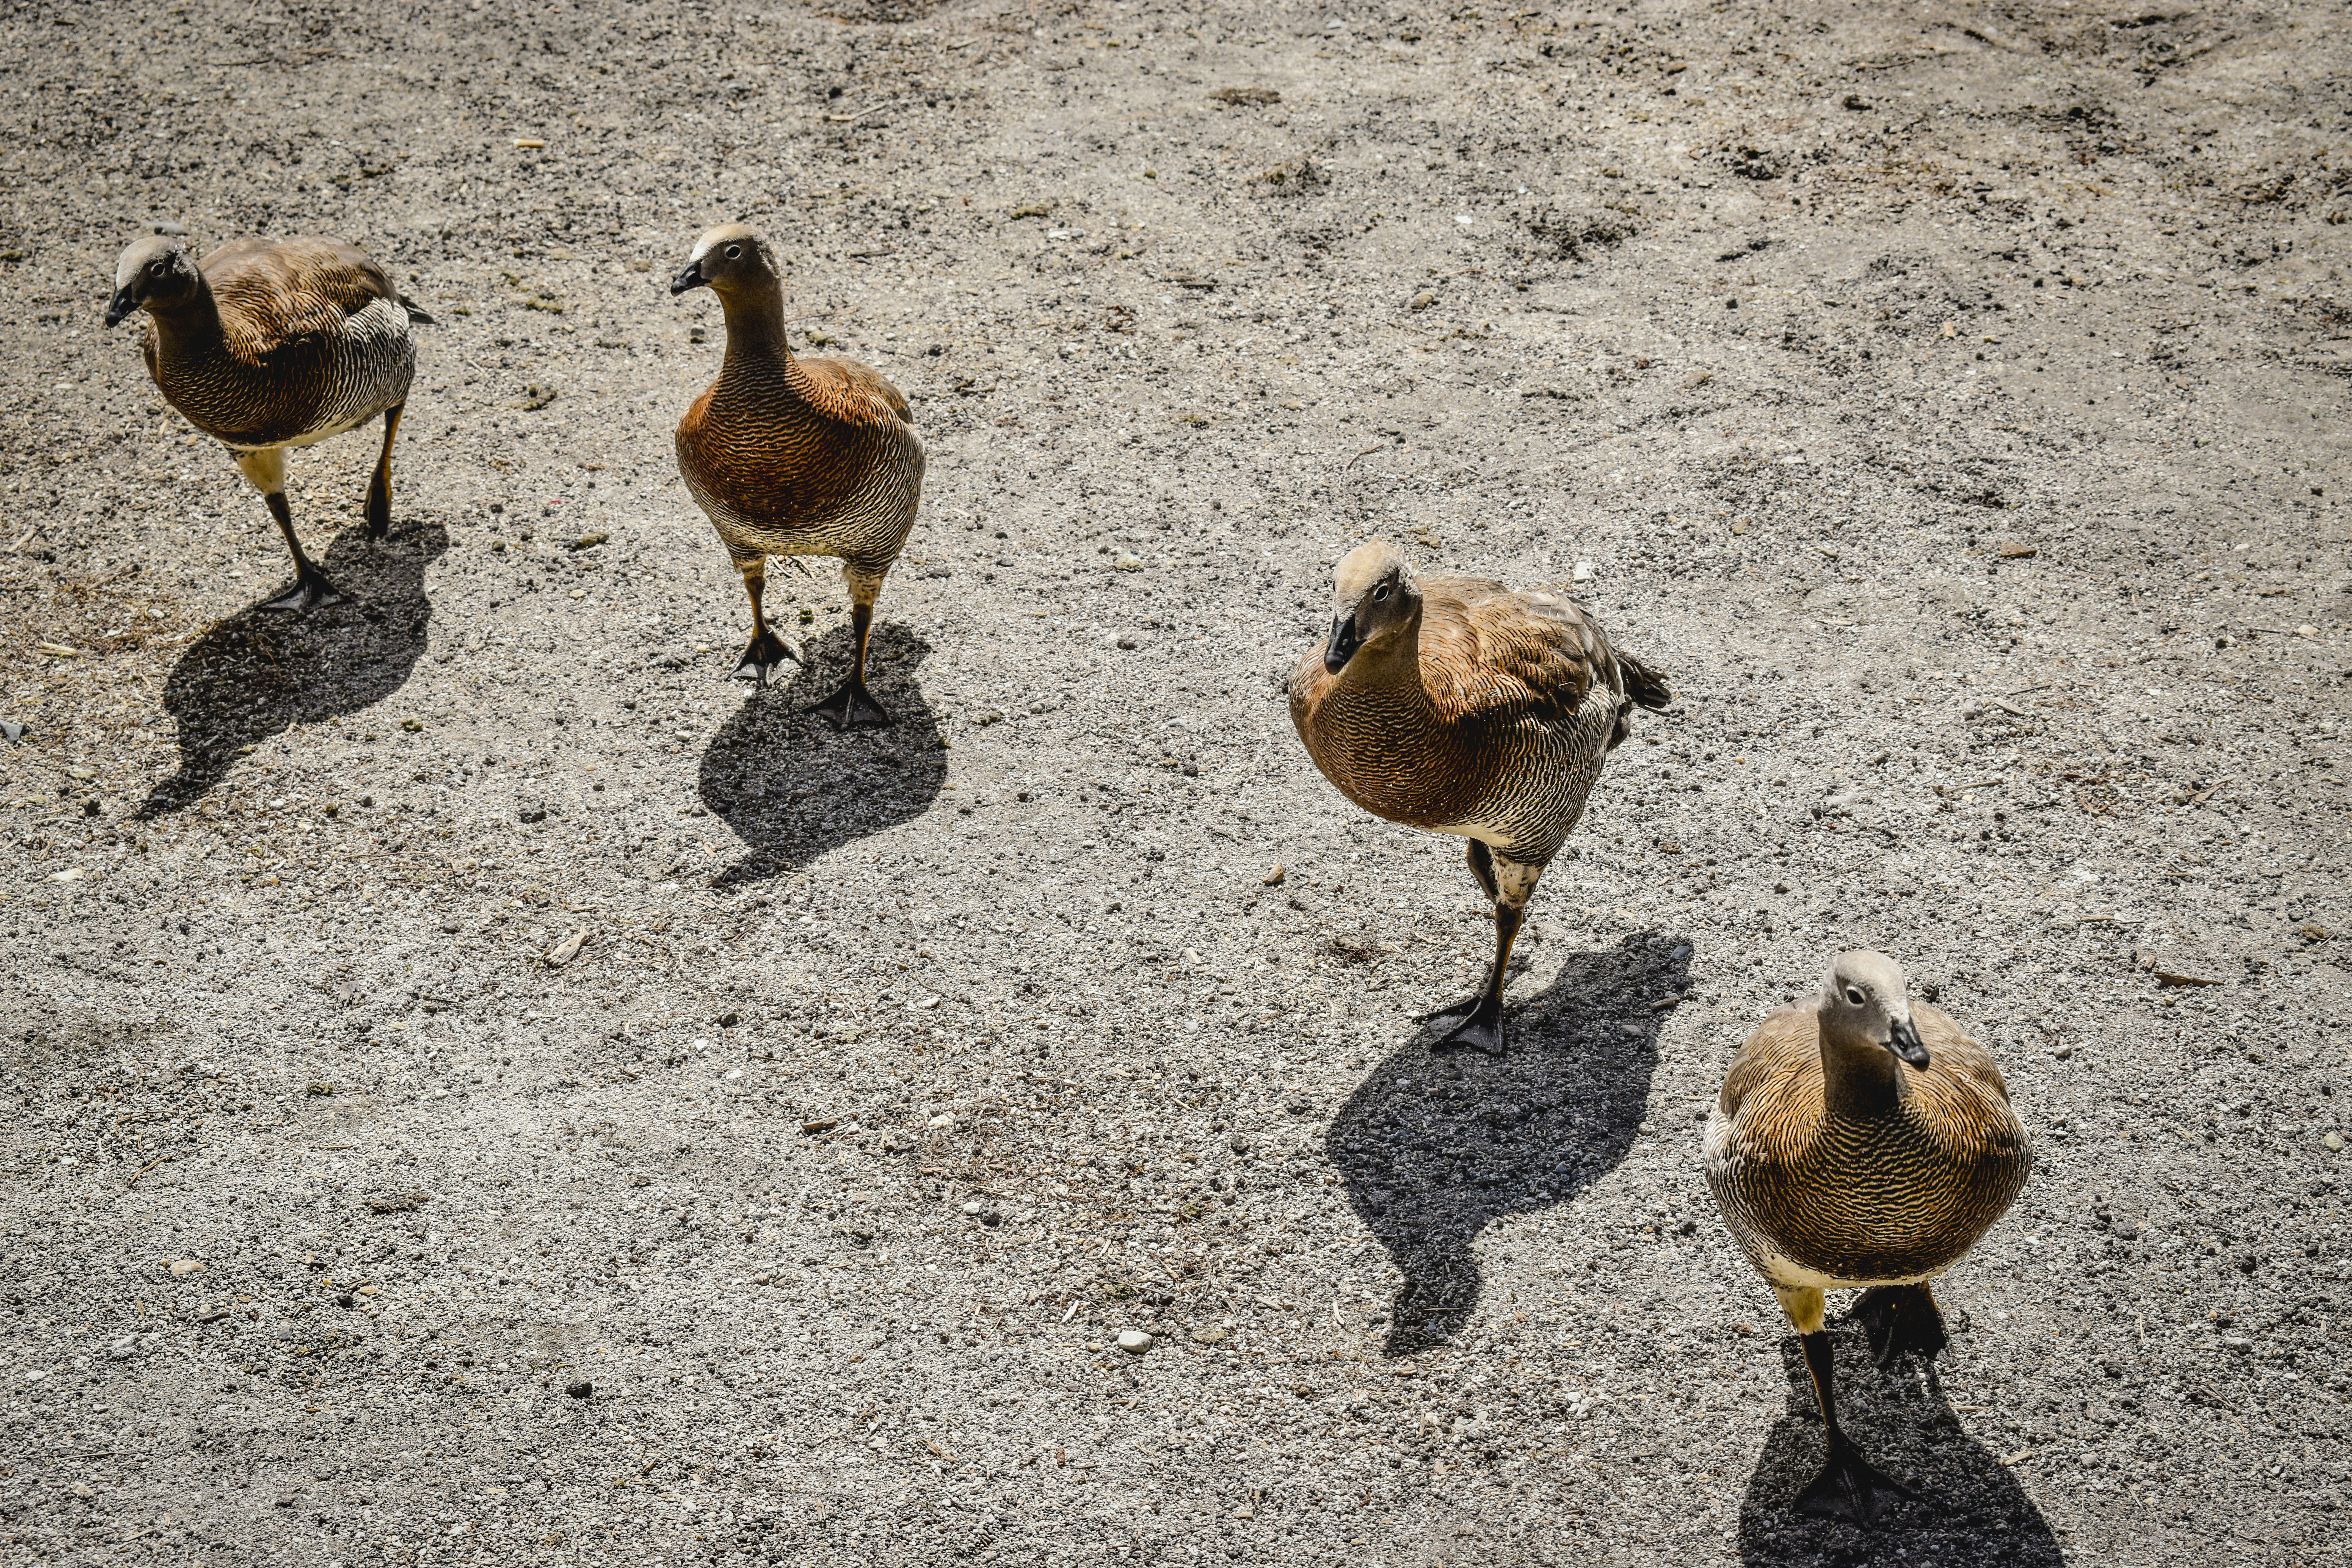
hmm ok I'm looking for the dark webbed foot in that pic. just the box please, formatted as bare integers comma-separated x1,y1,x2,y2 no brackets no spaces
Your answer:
732,629,801,687
1425,993,1505,1055
365,490,390,541
1795,1434,1927,1525
258,570,345,614
806,676,892,730
1854,1284,1948,1369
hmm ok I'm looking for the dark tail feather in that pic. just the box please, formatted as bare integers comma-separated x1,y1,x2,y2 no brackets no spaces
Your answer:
1618,650,1671,710
400,295,436,326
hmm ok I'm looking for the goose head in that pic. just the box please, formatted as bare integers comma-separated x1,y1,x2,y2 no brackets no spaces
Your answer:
1323,541,1420,676
1820,950,1929,1068
106,236,200,327
671,223,779,299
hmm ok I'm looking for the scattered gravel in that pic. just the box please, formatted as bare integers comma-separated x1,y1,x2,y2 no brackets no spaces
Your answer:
3,3,2347,1567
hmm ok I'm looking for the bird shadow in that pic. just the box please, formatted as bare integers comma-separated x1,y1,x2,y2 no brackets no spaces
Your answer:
697,621,946,888
1739,1317,2063,1567
1325,929,1690,1356
135,523,448,818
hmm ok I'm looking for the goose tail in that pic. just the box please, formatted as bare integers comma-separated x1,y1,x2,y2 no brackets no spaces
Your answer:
399,295,436,326
1617,650,1672,711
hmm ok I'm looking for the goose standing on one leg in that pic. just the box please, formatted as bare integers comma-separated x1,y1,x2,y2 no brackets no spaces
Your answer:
671,223,924,727
1288,541,1671,1054
105,234,428,613
1704,950,2033,1525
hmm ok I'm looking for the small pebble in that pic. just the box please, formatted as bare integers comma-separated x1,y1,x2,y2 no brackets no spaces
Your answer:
1261,863,1285,887
1113,553,1143,572
1116,1329,1154,1355
169,1260,203,1277
566,1380,593,1399
2326,1132,2344,1152
1189,1327,1229,1345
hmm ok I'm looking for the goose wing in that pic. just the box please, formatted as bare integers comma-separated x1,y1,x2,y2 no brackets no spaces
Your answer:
202,237,402,340
795,355,915,427
1420,578,1621,730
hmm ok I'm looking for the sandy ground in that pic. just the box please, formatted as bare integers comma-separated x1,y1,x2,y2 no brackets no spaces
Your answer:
3,0,2349,1564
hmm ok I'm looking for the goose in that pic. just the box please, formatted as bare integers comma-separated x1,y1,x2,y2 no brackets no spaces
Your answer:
1704,950,2032,1523
1288,541,1671,1053
671,223,924,728
105,233,428,613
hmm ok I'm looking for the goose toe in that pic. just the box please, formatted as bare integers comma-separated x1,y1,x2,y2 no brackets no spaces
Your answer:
806,676,892,730
258,572,345,615
1794,1436,1927,1526
1426,994,1506,1056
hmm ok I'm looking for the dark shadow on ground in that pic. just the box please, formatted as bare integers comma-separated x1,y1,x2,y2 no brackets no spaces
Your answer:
136,523,448,817
1739,1314,2063,1566
1325,929,1689,1356
697,621,945,887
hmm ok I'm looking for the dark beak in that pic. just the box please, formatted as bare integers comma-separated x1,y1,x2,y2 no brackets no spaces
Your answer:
103,287,138,328
1323,613,1362,675
1888,1017,1930,1069
669,260,706,297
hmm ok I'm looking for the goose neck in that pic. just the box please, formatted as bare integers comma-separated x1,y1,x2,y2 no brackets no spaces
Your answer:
715,280,794,364
145,278,226,358
1818,1010,1908,1118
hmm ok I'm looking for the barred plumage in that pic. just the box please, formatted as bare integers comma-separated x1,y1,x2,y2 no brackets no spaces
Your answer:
671,223,924,727
1287,541,1670,1053
1702,951,2031,1523
107,233,424,613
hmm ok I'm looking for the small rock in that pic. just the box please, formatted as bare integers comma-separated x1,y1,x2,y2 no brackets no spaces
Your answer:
0,721,25,744
929,1113,956,1129
543,930,587,968
1228,1134,1250,1154
1113,553,1143,572
1116,632,1142,650
1189,1326,1229,1345
2299,923,2328,943
2326,1132,2344,1152
1409,290,1436,311
566,1380,593,1399
1261,863,1285,887
1572,560,1597,582
169,1260,203,1277
962,1200,985,1215
1115,1329,1154,1356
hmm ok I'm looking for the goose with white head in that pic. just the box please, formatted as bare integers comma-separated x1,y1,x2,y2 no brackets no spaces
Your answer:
105,232,430,612
1705,949,2033,1524
1289,541,1671,1054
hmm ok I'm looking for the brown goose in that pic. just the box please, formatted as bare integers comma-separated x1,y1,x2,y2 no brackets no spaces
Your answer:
105,234,428,613
1704,951,2032,1523
1288,541,1670,1053
671,223,924,727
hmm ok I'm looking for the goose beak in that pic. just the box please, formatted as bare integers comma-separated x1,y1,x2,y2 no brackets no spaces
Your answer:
669,260,706,297
1323,613,1362,675
1888,1017,1930,1069
103,287,138,328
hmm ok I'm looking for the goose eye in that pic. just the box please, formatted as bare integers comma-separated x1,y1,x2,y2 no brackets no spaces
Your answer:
1844,986,1866,1007
147,261,166,276
726,244,742,260
1373,585,1392,603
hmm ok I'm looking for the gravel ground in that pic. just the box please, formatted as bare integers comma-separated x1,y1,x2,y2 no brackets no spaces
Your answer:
4,1,2349,1564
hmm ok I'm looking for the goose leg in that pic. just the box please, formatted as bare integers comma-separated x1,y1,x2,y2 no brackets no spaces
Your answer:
1427,849,1536,1056
731,557,800,688
1855,1283,1948,1370
364,402,402,541
807,593,892,729
1783,1289,1924,1525
236,448,342,613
